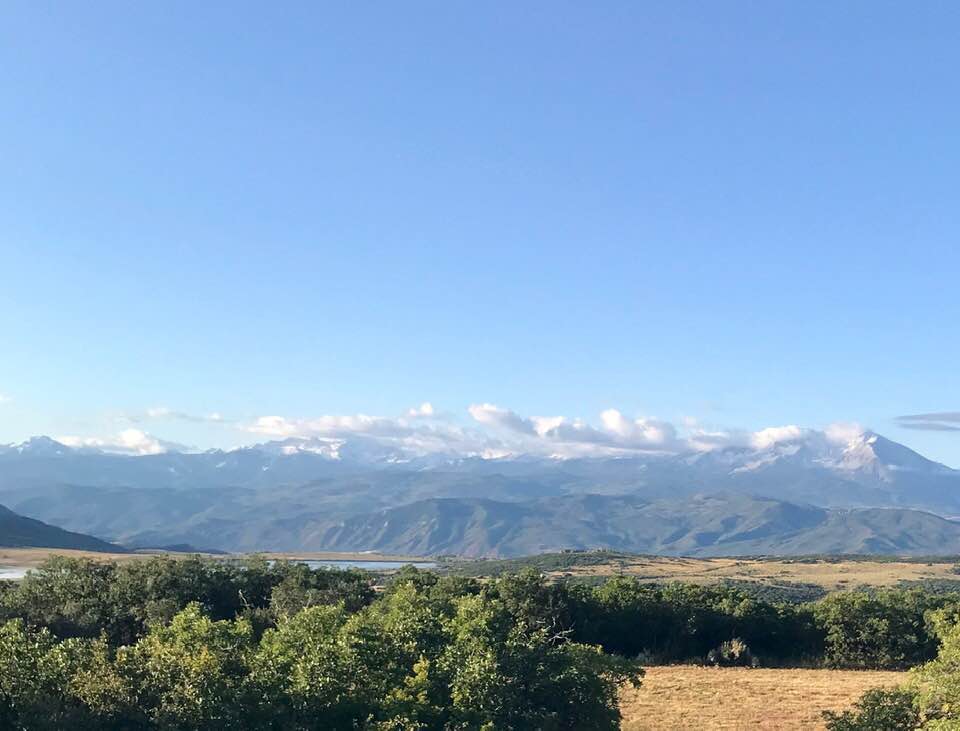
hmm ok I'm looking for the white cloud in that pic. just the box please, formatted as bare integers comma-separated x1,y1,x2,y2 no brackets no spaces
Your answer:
687,428,750,452
247,413,409,438
531,415,566,436
750,425,806,450
143,407,226,423
407,402,435,418
8,393,876,461
825,422,867,444
232,403,879,461
242,410,500,460
682,421,871,453
0,393,10,405
57,429,189,456
467,404,537,435
599,409,677,446
105,401,740,459
466,404,679,455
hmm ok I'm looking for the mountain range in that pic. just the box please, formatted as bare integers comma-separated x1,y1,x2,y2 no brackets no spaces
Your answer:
0,429,958,556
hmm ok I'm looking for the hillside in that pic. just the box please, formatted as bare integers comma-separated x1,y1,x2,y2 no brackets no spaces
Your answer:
313,493,960,557
0,504,122,552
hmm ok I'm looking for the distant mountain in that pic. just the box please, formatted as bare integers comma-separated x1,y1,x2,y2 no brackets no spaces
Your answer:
311,493,960,558
0,503,122,552
0,436,74,458
1,430,959,555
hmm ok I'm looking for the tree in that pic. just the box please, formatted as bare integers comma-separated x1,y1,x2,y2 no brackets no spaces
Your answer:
911,607,960,728
823,688,920,731
117,603,255,730
0,564,645,729
814,590,940,669
440,593,641,730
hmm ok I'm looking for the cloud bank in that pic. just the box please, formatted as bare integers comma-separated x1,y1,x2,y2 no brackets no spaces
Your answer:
57,429,191,456
35,402,880,459
118,407,227,424
897,412,960,432
232,403,866,461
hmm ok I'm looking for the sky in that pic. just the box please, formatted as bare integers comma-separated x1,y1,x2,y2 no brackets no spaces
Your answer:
1,2,959,464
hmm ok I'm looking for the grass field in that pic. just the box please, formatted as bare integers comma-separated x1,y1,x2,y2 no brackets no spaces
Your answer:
450,551,960,594
0,547,147,568
619,666,906,730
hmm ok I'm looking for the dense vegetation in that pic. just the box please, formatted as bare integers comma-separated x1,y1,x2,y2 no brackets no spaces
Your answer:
2,556,960,728
824,607,960,729
0,558,639,730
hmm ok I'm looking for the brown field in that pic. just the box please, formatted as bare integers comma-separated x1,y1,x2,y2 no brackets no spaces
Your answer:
619,666,906,730
546,554,960,591
0,547,152,569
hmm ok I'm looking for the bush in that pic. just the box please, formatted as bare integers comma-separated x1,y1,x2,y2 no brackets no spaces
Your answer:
707,638,757,667
822,687,919,730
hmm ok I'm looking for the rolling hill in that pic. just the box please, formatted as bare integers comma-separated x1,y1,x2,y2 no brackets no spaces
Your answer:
310,493,960,557
0,503,122,552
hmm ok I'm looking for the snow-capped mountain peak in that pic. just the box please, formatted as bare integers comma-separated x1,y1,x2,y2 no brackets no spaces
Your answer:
715,426,951,482
2,436,74,457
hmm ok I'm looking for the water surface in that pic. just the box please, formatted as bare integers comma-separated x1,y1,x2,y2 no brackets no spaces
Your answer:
300,559,436,570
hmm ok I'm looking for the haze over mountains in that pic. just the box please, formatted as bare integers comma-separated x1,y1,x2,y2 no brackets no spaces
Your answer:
0,503,121,553
1,427,959,557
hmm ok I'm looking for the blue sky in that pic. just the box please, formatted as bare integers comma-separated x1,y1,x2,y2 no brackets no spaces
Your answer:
1,2,959,463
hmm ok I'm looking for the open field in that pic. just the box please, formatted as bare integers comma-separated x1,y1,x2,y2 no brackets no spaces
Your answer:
0,547,150,569
559,554,960,590
8,547,960,593
620,666,906,730
448,551,960,593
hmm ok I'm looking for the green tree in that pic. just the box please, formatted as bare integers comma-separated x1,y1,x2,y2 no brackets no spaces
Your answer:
440,593,640,730
117,603,255,730
823,687,920,731
814,590,940,669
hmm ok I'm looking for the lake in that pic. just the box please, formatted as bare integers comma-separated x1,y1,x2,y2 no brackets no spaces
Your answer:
299,559,437,570
0,568,29,580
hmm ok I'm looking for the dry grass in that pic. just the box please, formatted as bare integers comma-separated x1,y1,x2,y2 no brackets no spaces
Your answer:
619,666,906,730
0,547,153,569
550,555,960,591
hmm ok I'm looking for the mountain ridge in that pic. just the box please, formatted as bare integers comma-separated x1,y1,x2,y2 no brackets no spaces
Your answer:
0,503,123,552
2,430,959,556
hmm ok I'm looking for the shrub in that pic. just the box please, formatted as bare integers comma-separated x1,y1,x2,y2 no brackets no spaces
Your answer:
822,687,919,730
707,637,757,667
